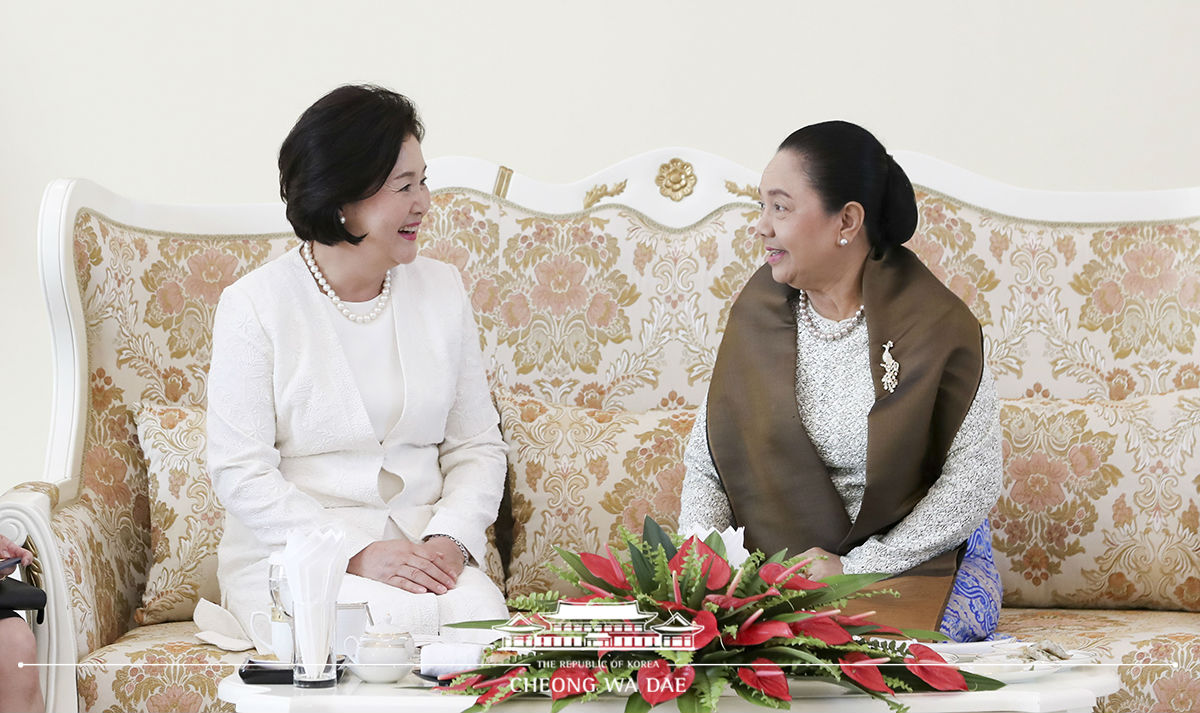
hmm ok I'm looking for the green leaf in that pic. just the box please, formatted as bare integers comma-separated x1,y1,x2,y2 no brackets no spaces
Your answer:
623,536,652,587
676,688,702,713
624,691,653,713
769,572,892,613
643,516,678,560
763,549,790,565
702,530,726,558
687,559,713,609
554,546,614,591
962,670,1006,691
893,627,948,641
695,667,728,712
445,618,508,629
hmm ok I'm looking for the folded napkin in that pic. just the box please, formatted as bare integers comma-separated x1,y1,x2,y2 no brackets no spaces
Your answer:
193,598,254,651
420,642,484,679
285,528,350,677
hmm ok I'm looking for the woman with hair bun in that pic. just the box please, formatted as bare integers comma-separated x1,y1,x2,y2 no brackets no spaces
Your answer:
680,121,1002,641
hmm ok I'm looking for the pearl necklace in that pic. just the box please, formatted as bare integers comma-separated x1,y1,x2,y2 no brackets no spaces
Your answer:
300,242,392,324
798,290,864,341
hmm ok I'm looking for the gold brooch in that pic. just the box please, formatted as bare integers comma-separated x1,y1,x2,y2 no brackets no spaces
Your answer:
881,341,899,394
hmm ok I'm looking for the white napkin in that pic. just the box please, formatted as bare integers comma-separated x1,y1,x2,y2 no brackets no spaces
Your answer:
420,642,484,678
284,528,350,678
193,598,254,651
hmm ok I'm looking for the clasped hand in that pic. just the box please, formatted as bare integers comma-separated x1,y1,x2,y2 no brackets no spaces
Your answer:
348,538,463,594
798,546,844,580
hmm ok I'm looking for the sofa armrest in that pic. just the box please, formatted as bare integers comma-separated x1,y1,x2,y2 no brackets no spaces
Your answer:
0,481,77,713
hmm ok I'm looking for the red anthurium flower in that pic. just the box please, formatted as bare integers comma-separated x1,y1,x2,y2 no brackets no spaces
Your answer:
474,667,528,706
704,588,779,609
669,537,731,590
636,659,695,705
737,658,791,701
550,666,599,700
838,653,894,694
723,619,793,646
790,616,852,645
904,644,967,691
758,562,826,590
580,552,630,589
691,609,718,650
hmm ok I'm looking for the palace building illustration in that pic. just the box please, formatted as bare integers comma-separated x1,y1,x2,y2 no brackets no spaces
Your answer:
494,601,704,651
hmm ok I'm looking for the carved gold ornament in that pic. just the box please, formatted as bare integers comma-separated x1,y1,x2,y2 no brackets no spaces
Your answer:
583,179,628,209
655,158,697,201
492,165,513,199
23,538,43,590
724,181,760,201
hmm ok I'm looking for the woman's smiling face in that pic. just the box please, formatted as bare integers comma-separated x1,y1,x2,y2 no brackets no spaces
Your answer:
755,150,846,291
341,134,430,268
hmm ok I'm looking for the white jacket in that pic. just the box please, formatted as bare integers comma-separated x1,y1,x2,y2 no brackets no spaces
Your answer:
207,249,506,620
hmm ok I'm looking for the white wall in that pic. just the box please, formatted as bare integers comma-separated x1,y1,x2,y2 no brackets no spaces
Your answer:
1,0,1198,493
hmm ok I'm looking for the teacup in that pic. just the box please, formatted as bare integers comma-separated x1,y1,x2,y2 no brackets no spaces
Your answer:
345,631,414,684
249,609,293,663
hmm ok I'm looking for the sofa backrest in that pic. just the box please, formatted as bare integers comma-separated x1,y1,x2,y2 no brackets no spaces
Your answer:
43,151,1200,653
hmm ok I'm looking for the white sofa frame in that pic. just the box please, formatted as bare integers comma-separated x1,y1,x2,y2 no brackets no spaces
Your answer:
6,147,1200,711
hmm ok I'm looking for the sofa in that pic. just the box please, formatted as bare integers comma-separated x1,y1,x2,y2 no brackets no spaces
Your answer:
4,148,1198,712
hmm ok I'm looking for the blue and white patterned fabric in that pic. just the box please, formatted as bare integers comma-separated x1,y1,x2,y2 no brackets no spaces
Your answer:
940,518,1002,642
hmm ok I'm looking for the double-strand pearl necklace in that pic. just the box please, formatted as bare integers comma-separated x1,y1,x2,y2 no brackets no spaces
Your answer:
300,242,392,324
798,290,864,341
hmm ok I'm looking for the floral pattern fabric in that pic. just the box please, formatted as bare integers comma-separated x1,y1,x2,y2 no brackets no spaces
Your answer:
994,392,1200,610
493,386,695,598
77,622,238,713
33,184,1200,712
997,608,1200,713
131,403,222,625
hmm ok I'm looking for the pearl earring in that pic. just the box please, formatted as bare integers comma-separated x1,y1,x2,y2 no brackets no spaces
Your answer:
838,238,849,246
339,214,347,225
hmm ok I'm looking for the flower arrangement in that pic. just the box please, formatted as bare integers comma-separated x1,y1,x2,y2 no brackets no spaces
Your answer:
447,518,1001,712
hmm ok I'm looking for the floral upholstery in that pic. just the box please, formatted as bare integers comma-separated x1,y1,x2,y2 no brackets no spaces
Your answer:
995,393,1200,610
77,622,238,713
997,608,1200,713
131,403,222,625
493,386,696,598
36,184,1200,711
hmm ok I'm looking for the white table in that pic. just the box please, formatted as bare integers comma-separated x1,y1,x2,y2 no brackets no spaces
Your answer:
219,668,1121,713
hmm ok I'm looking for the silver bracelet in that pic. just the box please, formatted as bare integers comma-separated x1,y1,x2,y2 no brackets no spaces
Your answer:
424,534,470,566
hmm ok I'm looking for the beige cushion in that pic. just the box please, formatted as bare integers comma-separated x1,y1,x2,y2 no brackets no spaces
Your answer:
494,387,695,598
994,391,1200,610
78,621,239,713
132,403,223,624
996,608,1200,713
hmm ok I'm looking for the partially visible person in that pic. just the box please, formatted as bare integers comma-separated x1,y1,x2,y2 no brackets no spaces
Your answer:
208,85,507,646
0,534,42,713
680,121,1003,641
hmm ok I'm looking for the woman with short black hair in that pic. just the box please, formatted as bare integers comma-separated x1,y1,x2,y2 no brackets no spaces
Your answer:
208,85,507,646
680,121,1003,641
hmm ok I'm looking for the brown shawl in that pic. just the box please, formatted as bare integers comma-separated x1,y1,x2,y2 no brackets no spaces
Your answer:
707,246,984,632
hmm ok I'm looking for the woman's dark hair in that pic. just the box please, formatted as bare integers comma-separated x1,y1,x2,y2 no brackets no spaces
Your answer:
279,84,425,246
778,121,917,258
